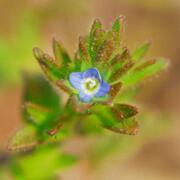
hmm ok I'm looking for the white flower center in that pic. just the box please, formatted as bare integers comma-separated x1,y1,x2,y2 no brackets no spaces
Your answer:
81,78,100,95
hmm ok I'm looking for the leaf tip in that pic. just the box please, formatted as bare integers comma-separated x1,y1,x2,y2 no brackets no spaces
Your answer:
33,47,44,61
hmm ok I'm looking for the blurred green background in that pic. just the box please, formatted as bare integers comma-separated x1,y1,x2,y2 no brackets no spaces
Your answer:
0,0,180,179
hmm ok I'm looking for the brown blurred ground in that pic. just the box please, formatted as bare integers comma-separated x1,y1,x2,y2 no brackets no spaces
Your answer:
0,0,180,179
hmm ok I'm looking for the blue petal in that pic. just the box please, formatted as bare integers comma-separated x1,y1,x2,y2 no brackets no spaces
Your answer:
69,72,83,90
83,68,101,80
95,81,110,97
79,92,93,102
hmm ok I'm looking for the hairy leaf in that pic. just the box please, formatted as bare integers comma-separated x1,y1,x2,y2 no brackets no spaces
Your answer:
110,61,134,82
52,38,71,67
112,16,123,47
109,82,122,99
78,36,90,62
134,59,156,71
121,58,168,86
96,31,117,65
22,74,62,135
7,126,38,151
22,74,61,110
33,47,66,81
89,19,106,63
112,104,138,119
132,41,150,62
105,118,139,135
111,47,130,66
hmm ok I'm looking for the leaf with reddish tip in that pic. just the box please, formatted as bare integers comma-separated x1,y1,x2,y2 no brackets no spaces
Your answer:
121,58,168,86
33,47,44,60
96,31,117,64
91,19,102,33
111,47,130,66
89,103,139,135
112,16,121,33
105,118,139,135
112,16,124,47
33,48,66,82
110,61,134,82
132,41,151,62
134,59,157,71
89,19,106,63
78,36,90,62
111,107,124,120
114,104,138,119
110,82,122,99
52,38,71,67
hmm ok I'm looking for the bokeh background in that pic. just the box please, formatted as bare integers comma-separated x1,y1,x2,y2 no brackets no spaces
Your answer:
0,0,180,179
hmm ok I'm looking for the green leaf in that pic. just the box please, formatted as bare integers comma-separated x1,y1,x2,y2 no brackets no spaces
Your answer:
7,126,38,151
108,47,131,82
22,74,62,135
88,19,106,63
91,19,102,33
121,58,168,86
33,48,59,80
33,48,71,93
95,31,119,65
134,59,156,71
112,16,121,33
52,38,71,67
22,74,61,110
33,47,66,81
110,61,134,83
132,41,150,62
11,144,76,180
110,47,130,66
90,103,139,135
90,104,118,127
112,16,123,47
112,104,138,119
105,118,139,135
73,115,103,135
24,103,51,126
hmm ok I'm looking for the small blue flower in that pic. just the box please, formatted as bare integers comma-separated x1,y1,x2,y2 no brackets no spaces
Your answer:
69,68,110,102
